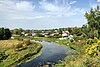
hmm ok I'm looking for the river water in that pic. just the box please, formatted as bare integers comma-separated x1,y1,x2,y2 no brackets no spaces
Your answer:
17,41,75,67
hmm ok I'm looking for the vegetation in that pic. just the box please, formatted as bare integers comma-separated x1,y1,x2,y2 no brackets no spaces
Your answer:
32,6,100,67
85,5,100,38
0,40,42,67
86,37,100,57
0,28,11,40
53,6,100,67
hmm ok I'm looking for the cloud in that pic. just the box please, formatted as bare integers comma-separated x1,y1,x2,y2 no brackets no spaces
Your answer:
40,2,60,12
70,1,77,4
0,0,43,21
97,0,100,2
39,0,85,17
0,0,86,23
10,14,46,20
16,1,35,11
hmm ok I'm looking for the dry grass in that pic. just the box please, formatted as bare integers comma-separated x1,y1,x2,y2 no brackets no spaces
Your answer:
0,40,23,49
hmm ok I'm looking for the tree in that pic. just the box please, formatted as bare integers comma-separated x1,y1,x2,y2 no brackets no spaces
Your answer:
0,27,11,40
13,28,21,35
85,5,100,38
85,5,100,30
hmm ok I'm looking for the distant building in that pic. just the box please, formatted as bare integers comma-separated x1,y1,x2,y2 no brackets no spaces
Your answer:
25,33,28,36
62,31,69,37
59,31,70,40
68,35,73,39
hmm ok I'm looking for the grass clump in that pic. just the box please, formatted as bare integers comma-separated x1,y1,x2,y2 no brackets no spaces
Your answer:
15,41,23,48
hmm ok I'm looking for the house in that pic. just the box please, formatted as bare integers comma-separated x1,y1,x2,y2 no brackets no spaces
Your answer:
59,31,70,40
62,31,69,38
44,33,50,37
25,33,28,36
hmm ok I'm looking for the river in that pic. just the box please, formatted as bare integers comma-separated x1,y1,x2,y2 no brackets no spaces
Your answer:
17,41,75,67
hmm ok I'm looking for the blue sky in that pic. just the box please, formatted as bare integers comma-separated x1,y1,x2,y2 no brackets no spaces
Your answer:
0,0,100,30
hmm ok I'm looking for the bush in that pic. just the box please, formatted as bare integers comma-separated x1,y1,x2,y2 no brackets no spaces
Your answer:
22,44,27,47
86,41,100,57
0,27,11,40
81,33,87,39
24,39,30,45
87,37,98,45
84,57,100,67
73,35,82,41
15,42,23,48
0,52,6,62
86,38,94,45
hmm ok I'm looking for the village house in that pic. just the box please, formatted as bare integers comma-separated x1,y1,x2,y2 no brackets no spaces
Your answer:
59,31,70,40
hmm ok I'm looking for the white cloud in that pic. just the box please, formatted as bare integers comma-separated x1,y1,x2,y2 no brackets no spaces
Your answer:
0,0,86,23
97,0,100,2
70,1,77,4
40,2,60,12
40,0,68,12
39,0,84,17
0,0,44,21
16,1,35,11
11,16,44,20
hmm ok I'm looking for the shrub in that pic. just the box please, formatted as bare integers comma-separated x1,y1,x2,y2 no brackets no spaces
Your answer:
86,42,100,57
93,37,98,43
73,36,82,41
22,44,27,47
87,37,98,45
0,52,6,61
86,38,94,45
81,33,87,38
84,57,100,67
94,30,99,38
0,27,11,40
24,39,30,45
15,42,23,48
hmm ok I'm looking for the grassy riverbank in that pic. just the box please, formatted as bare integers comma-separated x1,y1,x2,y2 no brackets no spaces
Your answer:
0,40,42,67
33,37,100,67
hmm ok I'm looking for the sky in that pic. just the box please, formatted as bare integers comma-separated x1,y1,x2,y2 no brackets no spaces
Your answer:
0,0,100,30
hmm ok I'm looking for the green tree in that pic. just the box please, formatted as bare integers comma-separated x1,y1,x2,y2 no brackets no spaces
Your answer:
85,5,100,38
0,27,11,40
85,5,100,30
13,28,21,35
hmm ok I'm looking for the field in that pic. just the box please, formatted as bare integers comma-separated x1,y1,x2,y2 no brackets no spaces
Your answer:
0,40,22,48
0,40,42,67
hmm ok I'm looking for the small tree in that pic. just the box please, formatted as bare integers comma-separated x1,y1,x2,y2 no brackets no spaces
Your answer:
13,28,21,35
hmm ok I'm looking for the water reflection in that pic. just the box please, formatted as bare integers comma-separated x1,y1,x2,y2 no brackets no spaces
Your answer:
17,41,73,67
